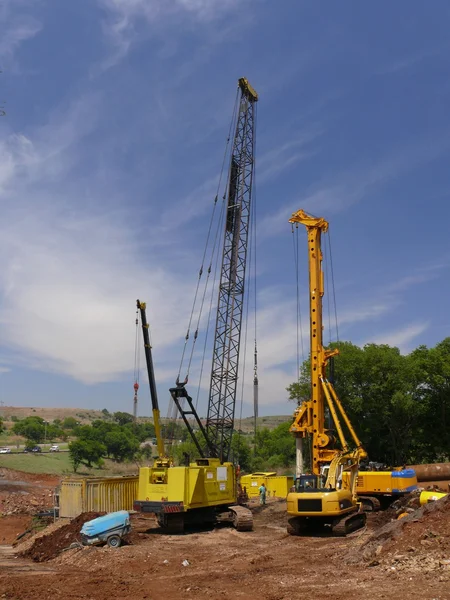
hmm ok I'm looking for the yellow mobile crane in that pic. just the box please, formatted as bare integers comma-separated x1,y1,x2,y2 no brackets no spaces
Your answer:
286,209,367,535
133,78,257,533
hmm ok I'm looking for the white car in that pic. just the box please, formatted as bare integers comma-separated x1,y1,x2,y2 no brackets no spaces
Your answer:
49,445,59,452
0,447,11,454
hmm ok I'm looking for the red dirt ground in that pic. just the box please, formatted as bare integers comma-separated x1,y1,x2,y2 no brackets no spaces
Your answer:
0,515,32,544
1,497,449,600
0,468,59,516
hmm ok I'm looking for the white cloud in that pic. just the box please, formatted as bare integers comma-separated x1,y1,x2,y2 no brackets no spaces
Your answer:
366,322,429,353
0,95,198,386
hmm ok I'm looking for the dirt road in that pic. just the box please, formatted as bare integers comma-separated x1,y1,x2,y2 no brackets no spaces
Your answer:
1,499,449,600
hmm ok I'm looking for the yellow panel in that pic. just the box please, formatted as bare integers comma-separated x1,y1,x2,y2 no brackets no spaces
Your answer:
188,467,205,506
241,474,294,498
59,481,83,518
59,477,138,518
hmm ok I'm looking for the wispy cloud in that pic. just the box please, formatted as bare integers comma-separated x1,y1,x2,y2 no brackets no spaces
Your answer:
377,46,443,75
0,1,41,65
257,129,322,184
366,322,429,353
258,133,450,239
97,0,249,70
338,263,447,332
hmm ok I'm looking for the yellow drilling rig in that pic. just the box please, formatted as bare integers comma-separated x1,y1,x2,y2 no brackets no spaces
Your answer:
286,209,417,535
286,209,367,535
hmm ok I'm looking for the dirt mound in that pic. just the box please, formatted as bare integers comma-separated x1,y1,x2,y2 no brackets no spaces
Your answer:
367,490,421,530
20,512,104,562
347,494,450,575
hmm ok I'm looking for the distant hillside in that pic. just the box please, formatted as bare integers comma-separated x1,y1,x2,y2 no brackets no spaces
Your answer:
0,406,291,432
0,406,104,425
237,415,291,433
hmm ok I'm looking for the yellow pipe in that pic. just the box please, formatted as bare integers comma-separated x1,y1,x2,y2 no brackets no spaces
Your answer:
321,378,348,452
419,490,447,505
327,382,367,460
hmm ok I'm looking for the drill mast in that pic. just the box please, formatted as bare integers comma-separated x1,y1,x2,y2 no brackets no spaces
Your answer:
289,210,366,477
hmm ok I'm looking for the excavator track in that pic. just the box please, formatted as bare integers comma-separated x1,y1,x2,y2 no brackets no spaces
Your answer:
332,510,366,536
229,505,253,531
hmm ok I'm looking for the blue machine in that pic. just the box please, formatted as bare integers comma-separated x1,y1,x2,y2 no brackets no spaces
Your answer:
80,511,131,548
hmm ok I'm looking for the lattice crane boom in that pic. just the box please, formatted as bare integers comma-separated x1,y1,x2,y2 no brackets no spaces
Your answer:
170,77,258,463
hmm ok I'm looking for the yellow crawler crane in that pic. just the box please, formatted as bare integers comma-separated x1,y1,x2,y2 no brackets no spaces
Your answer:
133,78,258,533
134,300,251,533
286,209,367,535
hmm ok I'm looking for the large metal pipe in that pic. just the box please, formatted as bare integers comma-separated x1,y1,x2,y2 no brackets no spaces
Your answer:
417,479,450,492
407,463,450,482
296,438,304,478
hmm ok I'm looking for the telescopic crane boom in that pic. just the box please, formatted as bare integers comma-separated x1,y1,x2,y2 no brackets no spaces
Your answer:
136,299,166,463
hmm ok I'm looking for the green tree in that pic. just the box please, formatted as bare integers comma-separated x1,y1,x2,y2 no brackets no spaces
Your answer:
62,416,78,430
0,418,4,434
230,433,252,472
409,338,450,461
124,421,155,442
69,439,106,472
172,439,205,465
12,418,45,443
113,411,134,426
254,422,296,469
286,340,449,465
104,430,140,462
161,421,189,441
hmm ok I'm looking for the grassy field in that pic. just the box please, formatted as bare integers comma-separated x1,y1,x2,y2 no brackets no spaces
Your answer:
0,452,139,477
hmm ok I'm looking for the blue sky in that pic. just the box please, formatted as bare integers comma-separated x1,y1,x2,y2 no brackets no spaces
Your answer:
0,0,449,419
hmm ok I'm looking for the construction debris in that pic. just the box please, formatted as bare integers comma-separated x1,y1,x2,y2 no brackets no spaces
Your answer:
346,493,450,578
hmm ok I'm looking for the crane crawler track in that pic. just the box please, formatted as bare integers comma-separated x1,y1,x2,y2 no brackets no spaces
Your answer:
229,506,253,531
